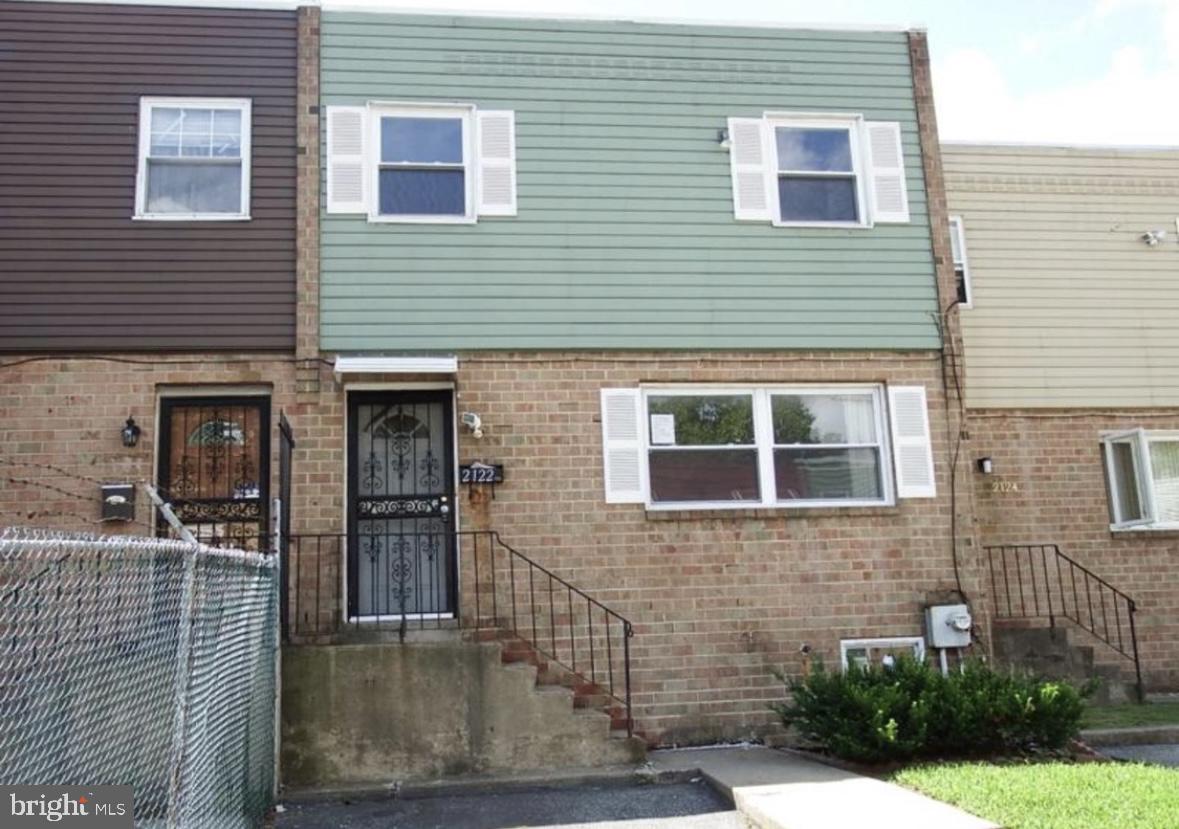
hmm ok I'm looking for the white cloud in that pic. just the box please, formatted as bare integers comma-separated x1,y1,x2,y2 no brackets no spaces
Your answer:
933,40,1179,145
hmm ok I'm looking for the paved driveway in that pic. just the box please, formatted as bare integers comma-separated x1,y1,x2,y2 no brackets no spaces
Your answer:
1102,744,1179,767
275,780,742,829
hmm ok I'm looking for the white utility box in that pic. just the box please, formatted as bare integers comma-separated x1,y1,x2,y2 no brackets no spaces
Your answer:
924,603,973,648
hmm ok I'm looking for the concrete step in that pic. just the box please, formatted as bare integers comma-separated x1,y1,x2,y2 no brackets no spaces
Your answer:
489,633,641,749
992,620,1140,705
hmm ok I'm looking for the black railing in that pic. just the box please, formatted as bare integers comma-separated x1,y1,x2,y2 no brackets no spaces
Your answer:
285,530,634,736
471,531,634,737
985,543,1142,701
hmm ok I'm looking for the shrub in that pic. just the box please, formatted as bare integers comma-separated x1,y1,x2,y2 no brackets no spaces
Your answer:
772,657,1089,763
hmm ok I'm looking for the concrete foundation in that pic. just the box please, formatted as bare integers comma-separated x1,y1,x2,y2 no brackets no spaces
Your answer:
280,638,643,790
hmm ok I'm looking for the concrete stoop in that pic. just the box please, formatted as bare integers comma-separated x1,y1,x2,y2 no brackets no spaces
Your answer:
280,634,643,793
992,621,1139,704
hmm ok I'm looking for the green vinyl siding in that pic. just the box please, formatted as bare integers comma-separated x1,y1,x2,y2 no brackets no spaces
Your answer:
320,13,941,351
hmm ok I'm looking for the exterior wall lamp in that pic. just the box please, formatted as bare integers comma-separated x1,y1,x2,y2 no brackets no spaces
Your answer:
122,416,142,448
976,456,994,475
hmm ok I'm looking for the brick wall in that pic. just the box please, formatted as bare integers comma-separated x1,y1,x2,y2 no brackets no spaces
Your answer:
295,5,321,397
0,354,308,535
971,409,1179,690
0,347,995,741
288,350,987,743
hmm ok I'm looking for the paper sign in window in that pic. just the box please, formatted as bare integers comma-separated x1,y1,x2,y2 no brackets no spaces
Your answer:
650,414,676,446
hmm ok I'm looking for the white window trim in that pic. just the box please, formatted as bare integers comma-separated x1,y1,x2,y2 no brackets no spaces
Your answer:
840,636,926,671
1103,429,1179,531
764,113,870,230
134,97,251,222
949,215,973,309
366,103,477,225
640,384,895,511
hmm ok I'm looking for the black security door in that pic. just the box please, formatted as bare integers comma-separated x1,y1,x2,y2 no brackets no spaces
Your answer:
348,391,456,618
157,396,270,549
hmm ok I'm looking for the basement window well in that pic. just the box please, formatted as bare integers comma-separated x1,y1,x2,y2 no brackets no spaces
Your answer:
840,637,925,671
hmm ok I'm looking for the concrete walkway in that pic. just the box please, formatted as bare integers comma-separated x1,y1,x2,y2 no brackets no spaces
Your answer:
648,746,998,829
1082,725,1179,746
1100,743,1179,768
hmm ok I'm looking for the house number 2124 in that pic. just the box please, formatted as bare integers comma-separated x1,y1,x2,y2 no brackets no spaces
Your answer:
989,481,1020,494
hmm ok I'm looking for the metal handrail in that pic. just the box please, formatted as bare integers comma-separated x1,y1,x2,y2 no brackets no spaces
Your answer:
471,530,634,737
984,543,1143,701
285,530,635,737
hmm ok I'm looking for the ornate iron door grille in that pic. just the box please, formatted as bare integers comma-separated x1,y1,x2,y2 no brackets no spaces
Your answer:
347,391,456,619
157,396,271,549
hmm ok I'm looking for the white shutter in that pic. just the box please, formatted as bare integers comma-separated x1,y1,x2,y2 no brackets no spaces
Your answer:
326,105,367,214
865,121,909,224
727,117,771,221
600,388,646,504
888,385,936,499
477,110,517,216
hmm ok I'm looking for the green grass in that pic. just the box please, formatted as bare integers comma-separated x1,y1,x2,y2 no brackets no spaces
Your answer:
892,761,1179,829
1083,702,1179,730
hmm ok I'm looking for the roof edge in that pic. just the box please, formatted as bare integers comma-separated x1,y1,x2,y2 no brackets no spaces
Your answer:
942,139,1179,153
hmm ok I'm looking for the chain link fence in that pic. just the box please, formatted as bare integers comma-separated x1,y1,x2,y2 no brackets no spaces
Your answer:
0,528,278,828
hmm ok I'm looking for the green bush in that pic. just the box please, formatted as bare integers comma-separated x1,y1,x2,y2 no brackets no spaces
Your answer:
772,657,1089,763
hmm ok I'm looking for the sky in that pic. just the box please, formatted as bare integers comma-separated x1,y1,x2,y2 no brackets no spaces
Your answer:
316,0,1179,146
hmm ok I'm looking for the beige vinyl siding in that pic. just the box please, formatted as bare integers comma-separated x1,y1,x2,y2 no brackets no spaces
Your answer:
944,144,1179,408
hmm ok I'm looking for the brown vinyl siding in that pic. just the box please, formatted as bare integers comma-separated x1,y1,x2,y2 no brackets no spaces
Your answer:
0,1,298,352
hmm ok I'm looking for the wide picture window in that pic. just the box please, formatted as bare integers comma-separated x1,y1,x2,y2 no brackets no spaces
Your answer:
644,387,891,508
136,98,250,219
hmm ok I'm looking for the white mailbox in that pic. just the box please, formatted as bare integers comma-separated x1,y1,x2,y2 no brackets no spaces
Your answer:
924,603,973,648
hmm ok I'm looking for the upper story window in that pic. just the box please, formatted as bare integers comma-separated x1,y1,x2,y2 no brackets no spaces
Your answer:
325,102,517,222
949,216,972,307
135,98,251,221
1103,429,1179,530
774,122,862,224
376,108,472,220
600,384,938,510
727,113,909,228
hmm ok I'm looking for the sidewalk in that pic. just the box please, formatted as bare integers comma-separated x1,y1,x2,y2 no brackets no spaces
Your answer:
648,746,998,829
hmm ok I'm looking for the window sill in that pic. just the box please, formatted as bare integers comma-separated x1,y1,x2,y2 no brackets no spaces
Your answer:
771,219,871,229
367,214,477,225
1110,525,1179,537
133,213,251,222
645,504,902,521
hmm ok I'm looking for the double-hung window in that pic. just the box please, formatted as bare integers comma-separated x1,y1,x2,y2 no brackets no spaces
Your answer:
773,121,863,225
135,97,251,220
646,393,761,503
949,216,972,307
771,390,886,503
726,112,909,227
324,102,517,222
375,107,472,220
637,386,894,508
1103,430,1179,530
